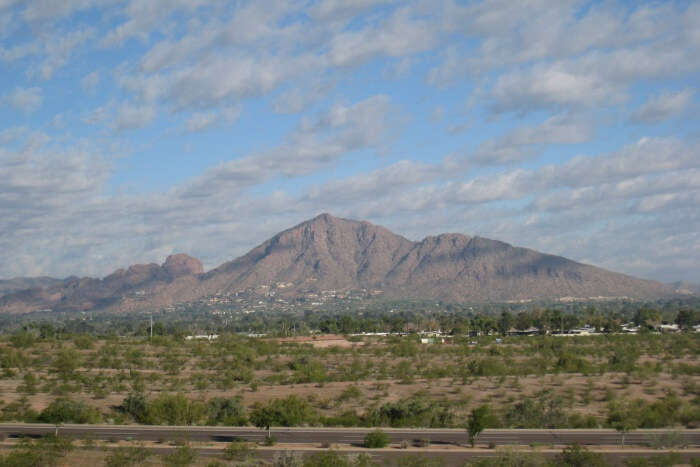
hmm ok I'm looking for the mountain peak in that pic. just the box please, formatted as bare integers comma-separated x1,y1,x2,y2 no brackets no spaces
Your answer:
0,215,676,314
162,254,203,277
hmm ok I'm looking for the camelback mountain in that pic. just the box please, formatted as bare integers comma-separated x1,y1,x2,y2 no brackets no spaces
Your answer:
0,214,674,314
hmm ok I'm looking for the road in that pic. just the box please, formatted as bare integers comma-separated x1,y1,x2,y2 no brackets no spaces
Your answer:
0,424,699,447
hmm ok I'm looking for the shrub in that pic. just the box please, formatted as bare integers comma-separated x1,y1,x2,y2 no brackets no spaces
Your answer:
161,445,196,467
555,444,606,467
0,435,73,467
73,335,95,350
249,395,318,430
365,396,453,428
624,452,684,467
303,451,376,467
205,397,246,426
104,445,150,467
364,429,390,448
222,440,256,461
38,398,102,424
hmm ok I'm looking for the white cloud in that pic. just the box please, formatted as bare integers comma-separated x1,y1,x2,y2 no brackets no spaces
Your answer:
490,64,624,113
100,0,216,47
184,106,240,132
179,95,395,198
115,102,155,130
81,70,100,93
631,88,695,123
327,7,439,67
472,113,594,165
4,87,43,113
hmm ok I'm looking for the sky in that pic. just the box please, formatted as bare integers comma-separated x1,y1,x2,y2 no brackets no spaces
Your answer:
1,0,699,283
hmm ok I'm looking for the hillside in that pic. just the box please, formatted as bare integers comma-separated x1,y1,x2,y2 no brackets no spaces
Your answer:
0,214,675,314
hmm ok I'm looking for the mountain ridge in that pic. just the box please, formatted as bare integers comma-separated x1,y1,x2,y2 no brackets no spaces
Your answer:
0,214,677,314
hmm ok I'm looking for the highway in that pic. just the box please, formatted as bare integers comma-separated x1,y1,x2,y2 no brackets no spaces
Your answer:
0,424,699,447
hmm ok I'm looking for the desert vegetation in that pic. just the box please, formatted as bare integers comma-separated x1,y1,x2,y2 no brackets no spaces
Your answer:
0,307,696,433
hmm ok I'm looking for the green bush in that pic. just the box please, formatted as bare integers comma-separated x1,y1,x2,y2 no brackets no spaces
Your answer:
554,444,606,467
222,440,255,461
249,395,318,429
0,435,73,467
161,445,196,467
365,396,453,428
104,445,150,467
205,396,246,425
624,452,683,467
364,429,390,448
303,451,376,467
38,398,102,424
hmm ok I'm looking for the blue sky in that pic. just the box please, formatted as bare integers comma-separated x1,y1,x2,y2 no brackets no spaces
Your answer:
1,0,699,283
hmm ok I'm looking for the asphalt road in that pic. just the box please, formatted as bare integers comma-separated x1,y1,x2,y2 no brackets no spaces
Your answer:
1,424,699,447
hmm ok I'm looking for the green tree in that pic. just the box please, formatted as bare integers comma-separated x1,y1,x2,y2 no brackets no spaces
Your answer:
675,309,698,330
249,395,318,436
607,401,640,447
249,405,277,438
467,405,490,447
52,349,80,378
498,310,514,335
120,392,148,423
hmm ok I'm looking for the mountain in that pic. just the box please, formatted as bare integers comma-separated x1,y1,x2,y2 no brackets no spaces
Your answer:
197,213,672,302
0,277,67,297
0,254,203,314
0,214,675,314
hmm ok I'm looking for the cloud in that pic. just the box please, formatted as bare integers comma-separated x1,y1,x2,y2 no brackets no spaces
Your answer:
471,113,595,165
1,0,700,283
4,87,43,113
179,95,395,198
81,70,100,93
327,7,439,67
184,106,240,132
308,0,397,22
490,63,624,113
32,27,94,79
100,0,215,47
630,88,695,123
115,102,156,130
430,1,691,82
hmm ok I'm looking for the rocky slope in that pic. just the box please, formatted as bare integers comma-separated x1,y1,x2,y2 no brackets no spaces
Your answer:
0,277,67,298
197,214,672,302
0,254,203,314
0,214,675,313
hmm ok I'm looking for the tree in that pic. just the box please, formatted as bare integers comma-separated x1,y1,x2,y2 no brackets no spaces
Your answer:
675,309,698,330
249,405,277,438
498,310,514,335
249,396,318,436
467,405,489,447
607,401,640,447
